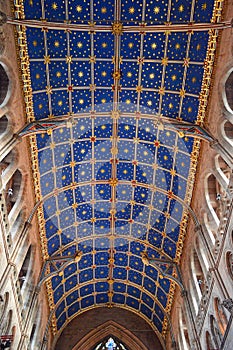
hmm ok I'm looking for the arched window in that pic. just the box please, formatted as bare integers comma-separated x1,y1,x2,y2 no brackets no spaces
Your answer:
224,121,233,140
93,337,128,350
0,63,10,107
18,246,32,289
206,331,215,350
214,298,228,335
223,120,233,145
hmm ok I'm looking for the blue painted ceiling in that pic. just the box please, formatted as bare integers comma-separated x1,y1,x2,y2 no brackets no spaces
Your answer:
18,0,217,338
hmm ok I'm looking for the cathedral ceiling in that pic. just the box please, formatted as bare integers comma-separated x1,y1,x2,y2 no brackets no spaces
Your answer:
13,0,223,342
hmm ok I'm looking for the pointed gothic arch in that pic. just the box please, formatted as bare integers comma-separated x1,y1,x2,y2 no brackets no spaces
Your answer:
72,320,148,350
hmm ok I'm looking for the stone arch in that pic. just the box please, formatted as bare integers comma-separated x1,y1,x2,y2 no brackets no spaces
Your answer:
73,320,148,350
0,62,10,108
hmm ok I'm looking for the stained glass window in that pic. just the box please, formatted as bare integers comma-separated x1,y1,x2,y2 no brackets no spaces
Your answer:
93,337,128,350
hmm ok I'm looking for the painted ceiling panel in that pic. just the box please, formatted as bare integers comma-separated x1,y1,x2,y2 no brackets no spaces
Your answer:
14,0,222,341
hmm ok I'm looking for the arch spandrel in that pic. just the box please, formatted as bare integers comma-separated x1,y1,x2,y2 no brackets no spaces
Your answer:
54,307,163,350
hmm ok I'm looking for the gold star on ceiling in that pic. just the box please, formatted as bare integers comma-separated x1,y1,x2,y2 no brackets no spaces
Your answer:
202,3,207,10
76,5,82,12
129,7,135,14
179,4,184,12
52,2,57,10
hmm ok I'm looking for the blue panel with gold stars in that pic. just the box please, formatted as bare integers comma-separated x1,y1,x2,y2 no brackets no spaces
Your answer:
20,0,218,337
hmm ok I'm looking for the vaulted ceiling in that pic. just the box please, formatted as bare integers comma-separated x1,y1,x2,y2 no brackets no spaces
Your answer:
13,0,222,343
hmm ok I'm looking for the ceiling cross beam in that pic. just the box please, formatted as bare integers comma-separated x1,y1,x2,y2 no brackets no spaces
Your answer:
4,15,233,33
